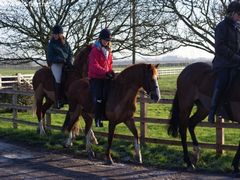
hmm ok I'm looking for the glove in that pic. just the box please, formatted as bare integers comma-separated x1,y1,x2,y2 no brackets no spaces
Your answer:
106,70,115,79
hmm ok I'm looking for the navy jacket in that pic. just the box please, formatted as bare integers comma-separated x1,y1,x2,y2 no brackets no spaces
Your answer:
47,39,73,65
213,17,240,70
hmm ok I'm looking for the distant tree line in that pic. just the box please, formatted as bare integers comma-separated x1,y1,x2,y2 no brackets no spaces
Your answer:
0,0,230,65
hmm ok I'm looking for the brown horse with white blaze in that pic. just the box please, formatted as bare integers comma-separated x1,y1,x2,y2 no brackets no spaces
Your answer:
168,62,240,174
62,63,161,164
32,45,92,136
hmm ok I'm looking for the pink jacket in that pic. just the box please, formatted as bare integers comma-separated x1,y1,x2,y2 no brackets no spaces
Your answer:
88,43,113,79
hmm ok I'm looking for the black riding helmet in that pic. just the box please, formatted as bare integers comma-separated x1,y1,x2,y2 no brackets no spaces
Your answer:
52,25,63,34
99,28,111,41
227,1,240,14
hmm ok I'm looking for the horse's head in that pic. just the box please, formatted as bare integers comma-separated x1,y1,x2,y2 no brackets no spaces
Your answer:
142,64,161,102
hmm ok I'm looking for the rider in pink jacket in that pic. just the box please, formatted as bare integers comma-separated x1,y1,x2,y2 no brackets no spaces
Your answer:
88,28,115,127
88,39,113,79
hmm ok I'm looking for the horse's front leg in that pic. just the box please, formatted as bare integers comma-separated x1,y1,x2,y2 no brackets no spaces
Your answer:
82,111,96,160
124,119,142,163
64,130,73,147
106,121,116,165
232,142,240,174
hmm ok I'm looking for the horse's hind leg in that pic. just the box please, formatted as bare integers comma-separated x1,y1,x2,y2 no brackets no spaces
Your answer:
124,119,142,163
41,98,54,134
106,121,116,165
64,103,82,147
179,106,195,171
82,111,96,160
232,142,240,174
188,102,208,165
36,97,46,136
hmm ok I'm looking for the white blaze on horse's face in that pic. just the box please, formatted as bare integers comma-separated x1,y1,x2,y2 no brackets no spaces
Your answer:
150,74,161,102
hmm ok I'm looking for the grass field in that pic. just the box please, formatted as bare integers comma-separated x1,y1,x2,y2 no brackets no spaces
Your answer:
0,68,37,75
0,70,239,173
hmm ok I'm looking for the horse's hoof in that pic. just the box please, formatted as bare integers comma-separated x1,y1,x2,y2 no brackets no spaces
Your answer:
87,151,95,161
189,153,198,167
134,156,143,164
186,164,196,172
91,138,98,145
63,141,73,148
105,158,114,165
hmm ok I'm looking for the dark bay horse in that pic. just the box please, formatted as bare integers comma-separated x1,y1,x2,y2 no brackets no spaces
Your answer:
168,62,240,173
62,63,161,164
32,45,93,136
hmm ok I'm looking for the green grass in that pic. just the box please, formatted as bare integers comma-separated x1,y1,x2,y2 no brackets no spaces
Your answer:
0,68,37,75
0,73,239,173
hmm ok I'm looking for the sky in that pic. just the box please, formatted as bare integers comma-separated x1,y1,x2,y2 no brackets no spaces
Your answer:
1,0,214,64
164,46,213,59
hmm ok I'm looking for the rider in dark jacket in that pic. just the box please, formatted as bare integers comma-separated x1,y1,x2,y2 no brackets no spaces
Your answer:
47,25,73,109
208,1,240,123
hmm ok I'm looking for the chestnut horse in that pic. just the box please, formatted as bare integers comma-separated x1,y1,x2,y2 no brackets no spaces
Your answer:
168,62,240,173
32,45,92,136
62,63,161,164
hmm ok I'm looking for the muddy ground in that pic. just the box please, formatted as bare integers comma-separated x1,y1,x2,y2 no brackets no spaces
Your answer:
0,141,238,179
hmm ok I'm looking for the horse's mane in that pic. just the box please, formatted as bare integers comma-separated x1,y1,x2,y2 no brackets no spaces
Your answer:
73,44,92,66
116,63,157,83
72,44,92,78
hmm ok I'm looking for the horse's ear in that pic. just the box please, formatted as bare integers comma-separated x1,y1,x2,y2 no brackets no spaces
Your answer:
147,64,152,70
155,64,159,68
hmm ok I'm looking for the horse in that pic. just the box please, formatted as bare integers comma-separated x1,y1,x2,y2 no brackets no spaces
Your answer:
168,62,240,173
32,45,92,136
62,63,161,164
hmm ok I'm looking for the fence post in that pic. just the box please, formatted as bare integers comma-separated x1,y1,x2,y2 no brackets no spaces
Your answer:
216,116,224,155
12,85,18,129
0,74,2,89
140,90,147,145
17,73,21,85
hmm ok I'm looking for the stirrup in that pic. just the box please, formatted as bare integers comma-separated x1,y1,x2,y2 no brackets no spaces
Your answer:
208,113,215,124
95,119,103,127
55,101,64,109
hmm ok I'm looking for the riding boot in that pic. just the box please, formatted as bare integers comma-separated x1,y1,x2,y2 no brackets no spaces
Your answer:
208,88,221,123
95,100,103,127
54,83,63,109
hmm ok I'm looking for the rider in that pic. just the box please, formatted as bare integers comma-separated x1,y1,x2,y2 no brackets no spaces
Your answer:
47,24,73,109
208,1,240,123
88,28,115,127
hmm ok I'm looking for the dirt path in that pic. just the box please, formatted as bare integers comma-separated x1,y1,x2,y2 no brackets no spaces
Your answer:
0,141,237,179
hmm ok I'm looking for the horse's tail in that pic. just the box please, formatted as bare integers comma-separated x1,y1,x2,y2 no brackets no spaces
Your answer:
167,90,180,137
32,94,37,117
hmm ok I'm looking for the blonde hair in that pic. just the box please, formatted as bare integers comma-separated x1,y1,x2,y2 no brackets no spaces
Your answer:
50,34,65,45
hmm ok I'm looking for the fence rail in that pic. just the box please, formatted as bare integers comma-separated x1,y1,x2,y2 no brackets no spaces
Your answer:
0,88,239,155
0,67,185,89
0,73,33,88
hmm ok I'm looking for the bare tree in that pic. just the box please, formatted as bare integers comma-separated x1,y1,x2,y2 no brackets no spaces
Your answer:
159,0,230,55
0,0,176,65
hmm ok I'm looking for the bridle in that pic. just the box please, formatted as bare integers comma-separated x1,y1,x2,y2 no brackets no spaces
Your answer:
144,68,159,98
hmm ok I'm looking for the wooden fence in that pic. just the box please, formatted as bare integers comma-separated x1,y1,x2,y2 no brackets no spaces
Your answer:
0,67,184,90
0,73,33,88
0,88,239,155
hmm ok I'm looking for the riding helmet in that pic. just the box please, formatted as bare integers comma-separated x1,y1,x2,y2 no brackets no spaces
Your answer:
52,25,63,34
227,1,240,14
99,28,111,41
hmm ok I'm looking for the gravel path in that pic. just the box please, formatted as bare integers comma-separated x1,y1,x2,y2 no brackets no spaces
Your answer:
0,141,238,179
